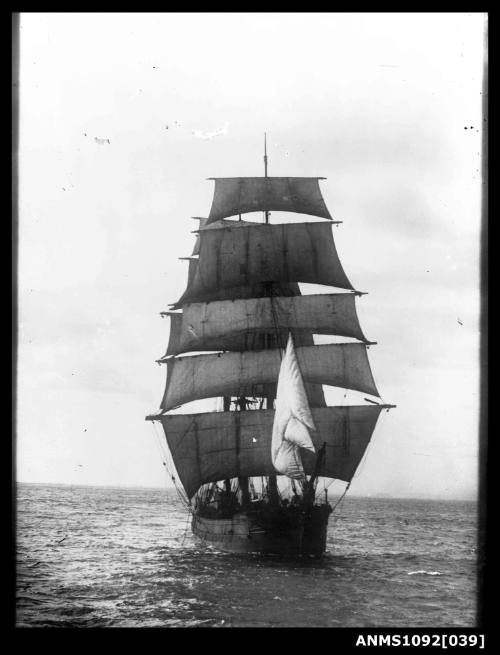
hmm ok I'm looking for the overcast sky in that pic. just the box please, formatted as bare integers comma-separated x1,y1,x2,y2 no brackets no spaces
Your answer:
17,12,485,499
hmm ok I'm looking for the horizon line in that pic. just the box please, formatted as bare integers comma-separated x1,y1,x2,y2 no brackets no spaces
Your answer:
16,480,478,502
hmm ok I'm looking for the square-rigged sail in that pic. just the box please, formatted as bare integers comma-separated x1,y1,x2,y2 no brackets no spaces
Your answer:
147,167,394,502
207,177,333,224
272,333,316,479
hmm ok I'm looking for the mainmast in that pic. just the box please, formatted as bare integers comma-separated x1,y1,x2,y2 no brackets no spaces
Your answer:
218,136,274,508
227,132,270,505
263,132,279,503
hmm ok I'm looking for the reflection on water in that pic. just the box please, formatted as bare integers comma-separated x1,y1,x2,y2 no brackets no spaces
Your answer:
16,484,477,627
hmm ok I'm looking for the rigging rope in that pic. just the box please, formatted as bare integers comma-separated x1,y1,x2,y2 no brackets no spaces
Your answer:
328,404,390,520
181,509,192,546
331,480,351,512
151,422,191,509
350,405,389,483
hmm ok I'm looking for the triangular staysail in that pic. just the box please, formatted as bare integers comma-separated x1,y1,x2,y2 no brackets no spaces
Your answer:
271,333,316,479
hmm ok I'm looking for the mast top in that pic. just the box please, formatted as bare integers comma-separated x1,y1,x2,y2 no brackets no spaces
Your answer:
264,133,269,223
264,133,268,178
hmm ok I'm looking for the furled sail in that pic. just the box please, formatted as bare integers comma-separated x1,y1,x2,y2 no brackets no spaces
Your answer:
207,177,333,224
157,406,385,498
271,334,316,479
173,221,353,308
165,294,367,356
159,343,379,411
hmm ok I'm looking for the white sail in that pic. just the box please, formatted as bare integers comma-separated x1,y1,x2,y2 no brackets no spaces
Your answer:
271,333,316,479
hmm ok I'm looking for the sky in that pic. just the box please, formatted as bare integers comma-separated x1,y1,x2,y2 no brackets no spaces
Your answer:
17,12,485,499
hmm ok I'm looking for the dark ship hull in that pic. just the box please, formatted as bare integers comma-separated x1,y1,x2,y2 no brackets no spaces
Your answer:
192,504,331,557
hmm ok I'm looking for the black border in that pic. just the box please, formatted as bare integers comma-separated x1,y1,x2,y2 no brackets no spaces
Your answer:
9,9,491,645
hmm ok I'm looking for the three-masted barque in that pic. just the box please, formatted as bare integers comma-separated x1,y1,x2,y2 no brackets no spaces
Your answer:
146,137,394,557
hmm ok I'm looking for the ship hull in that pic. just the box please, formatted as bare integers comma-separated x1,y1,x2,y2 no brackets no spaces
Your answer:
191,507,330,557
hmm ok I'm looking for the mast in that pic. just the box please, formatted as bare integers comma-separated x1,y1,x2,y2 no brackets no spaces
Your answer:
264,133,270,224
263,132,279,502
304,442,327,506
264,132,268,178
237,395,251,508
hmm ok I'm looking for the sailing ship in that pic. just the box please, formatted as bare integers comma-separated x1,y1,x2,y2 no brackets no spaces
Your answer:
146,137,394,557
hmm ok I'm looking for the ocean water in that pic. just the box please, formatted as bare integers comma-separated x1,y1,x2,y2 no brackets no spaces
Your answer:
16,483,478,628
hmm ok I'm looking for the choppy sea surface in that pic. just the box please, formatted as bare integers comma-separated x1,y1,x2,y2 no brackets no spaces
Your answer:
16,483,478,627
